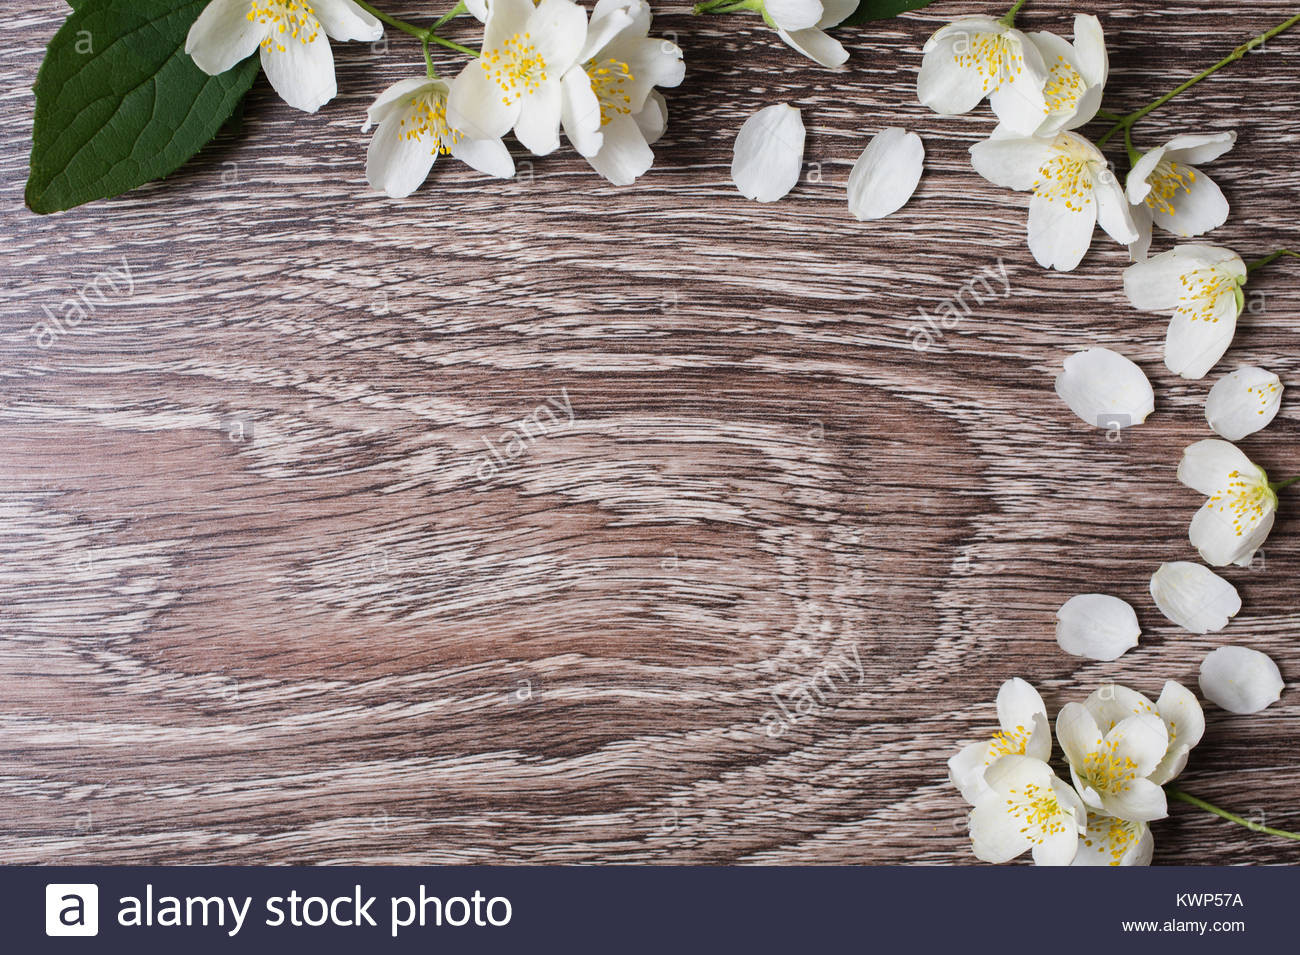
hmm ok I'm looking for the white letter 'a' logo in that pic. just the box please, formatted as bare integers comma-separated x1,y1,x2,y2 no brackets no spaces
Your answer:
45,884,99,936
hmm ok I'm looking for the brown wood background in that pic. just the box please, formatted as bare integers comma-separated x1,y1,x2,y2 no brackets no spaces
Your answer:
2,0,1299,865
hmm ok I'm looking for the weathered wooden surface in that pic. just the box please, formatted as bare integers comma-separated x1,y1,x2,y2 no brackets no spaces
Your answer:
1,0,1299,865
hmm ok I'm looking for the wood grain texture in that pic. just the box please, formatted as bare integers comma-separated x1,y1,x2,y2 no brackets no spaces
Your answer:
2,0,1299,865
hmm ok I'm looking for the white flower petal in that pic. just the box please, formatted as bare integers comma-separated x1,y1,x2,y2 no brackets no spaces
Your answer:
365,111,438,198
1127,201,1153,262
447,60,519,141
1163,131,1236,166
1164,302,1239,380
1095,171,1139,245
1054,347,1154,430
1028,187,1098,272
1122,245,1242,311
466,0,488,21
764,0,823,32
1149,561,1241,634
513,80,565,156
578,2,637,62
259,29,336,113
969,793,1030,863
1149,680,1205,785
1055,593,1141,661
949,738,995,805
1126,146,1167,204
777,27,849,68
731,103,804,203
969,135,1054,190
846,127,924,221
635,90,667,145
313,0,383,41
560,68,604,158
449,136,516,179
1151,167,1229,238
585,113,654,186
1206,366,1284,441
995,677,1046,736
1189,499,1274,568
527,0,590,73
1176,438,1258,496
1104,776,1168,823
818,0,857,27
1199,645,1285,714
1071,14,1108,87
186,0,264,75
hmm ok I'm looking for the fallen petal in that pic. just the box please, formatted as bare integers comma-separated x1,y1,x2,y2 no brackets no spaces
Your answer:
1149,561,1240,634
846,127,925,221
1054,347,1155,430
1055,593,1141,661
1199,645,1284,714
731,103,805,203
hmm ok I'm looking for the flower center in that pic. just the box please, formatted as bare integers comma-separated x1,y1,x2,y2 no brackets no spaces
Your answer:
1042,55,1084,115
1144,159,1196,216
988,725,1030,759
1080,737,1137,794
398,94,461,156
248,0,320,52
1176,267,1236,323
585,58,635,126
1207,470,1273,537
481,32,549,106
1082,816,1141,866
1035,150,1093,212
1005,782,1065,844
1243,380,1281,416
954,32,1024,93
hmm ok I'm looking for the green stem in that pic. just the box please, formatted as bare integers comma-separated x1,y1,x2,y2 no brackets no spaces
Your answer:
1122,124,1139,167
350,1,479,57
427,34,479,57
433,1,468,29
999,0,1029,28
1247,249,1300,274
1167,787,1300,842
1269,476,1300,493
1094,109,1124,122
421,37,436,77
694,0,760,12
351,0,428,40
1097,13,1300,147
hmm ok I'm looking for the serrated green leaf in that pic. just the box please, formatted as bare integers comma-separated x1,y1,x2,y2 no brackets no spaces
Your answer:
841,0,936,28
26,0,258,214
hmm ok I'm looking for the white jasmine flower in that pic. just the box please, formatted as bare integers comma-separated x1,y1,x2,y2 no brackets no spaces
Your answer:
1056,702,1169,822
1072,814,1153,866
967,755,1086,866
1079,682,1204,787
846,127,925,220
992,14,1107,138
560,0,684,185
1122,245,1246,379
1178,439,1276,567
1127,132,1236,260
917,16,1047,117
447,0,589,156
948,677,1051,804
970,130,1137,271
1055,594,1140,661
1200,646,1285,714
186,0,383,113
731,103,804,202
764,0,857,69
363,77,514,197
1053,347,1154,430
1149,561,1241,634
1205,366,1283,441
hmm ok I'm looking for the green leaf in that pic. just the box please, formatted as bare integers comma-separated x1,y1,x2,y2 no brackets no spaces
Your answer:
26,0,258,214
841,0,936,28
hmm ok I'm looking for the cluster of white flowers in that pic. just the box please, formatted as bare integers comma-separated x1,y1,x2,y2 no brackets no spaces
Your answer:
186,0,684,196
951,678,1204,866
928,6,1296,863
